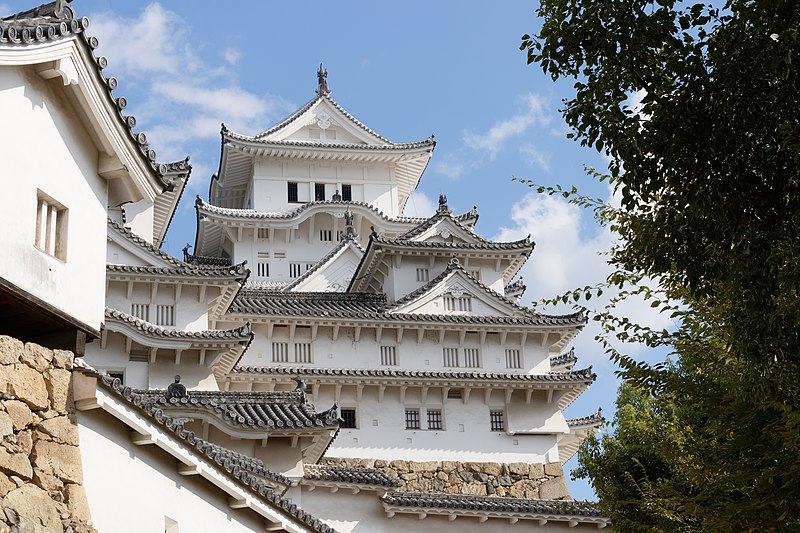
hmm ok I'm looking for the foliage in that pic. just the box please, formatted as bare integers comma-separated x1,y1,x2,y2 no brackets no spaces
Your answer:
521,0,800,530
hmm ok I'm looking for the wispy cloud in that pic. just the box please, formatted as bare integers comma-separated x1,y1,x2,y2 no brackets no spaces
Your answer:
223,48,241,65
401,191,437,218
463,93,550,159
519,143,550,172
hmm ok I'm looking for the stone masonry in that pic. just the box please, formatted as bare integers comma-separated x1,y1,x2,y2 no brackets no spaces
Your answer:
320,457,571,500
0,336,96,533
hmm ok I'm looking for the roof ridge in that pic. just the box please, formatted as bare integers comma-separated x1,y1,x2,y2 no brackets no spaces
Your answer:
282,237,365,292
108,217,185,266
106,262,248,279
105,307,252,340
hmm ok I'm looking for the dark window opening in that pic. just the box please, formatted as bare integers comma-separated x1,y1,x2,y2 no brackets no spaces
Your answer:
340,408,357,429
490,410,505,432
405,408,420,430
315,183,325,201
427,409,443,430
341,184,352,201
287,182,298,203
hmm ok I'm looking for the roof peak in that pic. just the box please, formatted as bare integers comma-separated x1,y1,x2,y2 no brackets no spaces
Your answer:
316,63,330,96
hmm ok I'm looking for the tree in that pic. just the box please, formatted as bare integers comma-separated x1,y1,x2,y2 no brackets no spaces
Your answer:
521,0,800,530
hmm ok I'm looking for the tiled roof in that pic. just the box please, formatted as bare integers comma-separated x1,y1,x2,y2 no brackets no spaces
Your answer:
129,389,340,431
566,409,604,428
157,156,192,244
196,440,291,487
228,287,585,327
382,492,604,519
106,263,248,279
232,365,597,385
506,278,526,298
1,2,168,185
91,373,337,533
108,218,184,266
397,203,482,241
105,308,252,342
226,126,435,152
372,234,532,252
304,465,399,489
282,236,364,292
550,348,578,370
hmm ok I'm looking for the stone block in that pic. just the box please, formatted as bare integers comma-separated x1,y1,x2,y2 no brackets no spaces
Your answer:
0,336,23,365
21,342,53,372
464,462,483,472
461,482,487,496
38,415,79,446
0,411,12,439
458,471,473,482
539,476,569,499
65,484,91,523
409,461,437,473
508,462,529,476
495,486,507,497
497,475,513,486
441,461,459,473
529,463,545,479
0,364,49,409
52,350,74,370
0,471,15,496
32,440,83,484
45,368,72,412
3,484,62,533
436,471,449,481
544,461,564,477
482,462,502,476
431,479,446,492
0,448,32,479
33,469,64,492
472,472,489,483
389,460,408,471
373,459,387,468
2,400,33,431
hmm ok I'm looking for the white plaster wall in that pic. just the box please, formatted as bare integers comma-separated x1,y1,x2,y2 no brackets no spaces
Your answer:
107,239,151,267
78,408,267,533
0,66,108,330
299,487,589,532
239,323,550,375
105,281,211,332
123,199,155,245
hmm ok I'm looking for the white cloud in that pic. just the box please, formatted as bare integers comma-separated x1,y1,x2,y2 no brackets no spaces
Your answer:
463,93,550,159
494,191,674,363
223,48,241,65
519,143,550,172
433,155,466,179
401,191,437,218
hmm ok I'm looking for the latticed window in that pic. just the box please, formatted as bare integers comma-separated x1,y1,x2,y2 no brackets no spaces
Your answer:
287,182,299,203
505,349,522,369
427,409,443,430
257,228,269,239
442,347,459,367
340,408,357,429
272,342,289,363
463,348,481,368
380,345,398,366
289,263,302,277
319,229,333,242
341,184,352,201
443,295,472,312
416,268,430,282
131,303,149,321
154,305,174,326
405,409,420,430
490,410,505,431
35,191,68,260
294,342,313,363
315,183,325,201
257,253,269,277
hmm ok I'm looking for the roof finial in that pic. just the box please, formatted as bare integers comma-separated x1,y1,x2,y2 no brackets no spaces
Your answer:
316,63,330,96
437,194,450,215
343,210,357,239
166,375,188,400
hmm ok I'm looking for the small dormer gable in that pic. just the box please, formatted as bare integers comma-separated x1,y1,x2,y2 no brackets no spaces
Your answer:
409,217,486,245
287,239,365,293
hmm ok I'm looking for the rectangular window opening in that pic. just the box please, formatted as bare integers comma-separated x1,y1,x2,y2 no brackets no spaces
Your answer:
272,342,289,363
340,408,357,429
319,229,333,242
405,408,420,430
505,349,522,369
341,184,352,201
442,347,459,367
447,389,463,399
35,191,68,260
294,342,312,363
289,263,302,277
257,228,270,240
463,347,481,368
490,410,505,432
315,183,326,201
380,345,398,366
131,303,149,322
154,304,174,326
427,409,443,430
416,268,430,282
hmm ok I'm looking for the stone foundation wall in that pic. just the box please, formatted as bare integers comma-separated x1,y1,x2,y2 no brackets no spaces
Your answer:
320,457,571,500
0,336,96,533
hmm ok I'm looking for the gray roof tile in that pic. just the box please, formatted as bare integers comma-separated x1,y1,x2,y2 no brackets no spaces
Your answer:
382,492,604,518
105,308,252,342
304,465,399,488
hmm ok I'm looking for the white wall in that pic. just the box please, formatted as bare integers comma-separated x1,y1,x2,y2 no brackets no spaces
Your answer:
0,66,108,330
78,408,268,533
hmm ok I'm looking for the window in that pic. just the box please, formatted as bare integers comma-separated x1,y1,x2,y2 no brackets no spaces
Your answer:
442,347,459,367
416,268,430,282
107,370,124,384
467,268,482,281
427,409,443,430
294,342,312,363
305,263,316,271
319,229,333,242
463,347,481,368
272,342,289,363
287,182,299,203
35,191,68,260
341,184,352,201
405,408,420,430
447,389,463,399
380,345,398,366
490,410,505,432
257,261,269,277
154,305,174,326
340,408,357,429
257,228,269,240
315,183,325,201
273,251,287,259
443,295,472,312
131,303,149,321
289,263,302,277
505,349,522,369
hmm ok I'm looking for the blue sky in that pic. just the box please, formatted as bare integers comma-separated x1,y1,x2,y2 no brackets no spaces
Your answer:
3,0,674,500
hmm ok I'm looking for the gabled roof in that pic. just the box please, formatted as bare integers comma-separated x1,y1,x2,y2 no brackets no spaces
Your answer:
550,347,578,371
284,236,364,292
104,308,252,343
385,258,529,317
106,262,248,280
560,409,604,463
108,218,184,268
211,69,435,211
398,196,483,242
153,157,191,247
505,277,527,300
79,369,338,533
1,1,169,201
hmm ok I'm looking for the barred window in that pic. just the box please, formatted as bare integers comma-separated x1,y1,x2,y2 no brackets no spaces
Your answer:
154,305,174,326
272,342,289,363
315,183,325,201
287,182,299,203
380,345,398,366
289,263,302,277
416,268,430,282
340,408,357,429
427,409,443,430
505,349,522,369
442,347,459,367
131,303,149,322
405,409,420,430
257,261,269,277
319,229,333,242
463,347,481,368
341,184,352,201
257,228,269,239
443,295,472,312
294,342,313,363
447,389,463,399
490,410,505,432
35,192,68,260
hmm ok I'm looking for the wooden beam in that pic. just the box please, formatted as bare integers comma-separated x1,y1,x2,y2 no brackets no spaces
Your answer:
354,326,361,342
484,388,492,404
421,386,429,403
479,331,487,345
131,431,154,446
228,497,247,509
463,387,471,405
378,385,386,403
177,463,200,476
417,329,424,343
332,324,340,341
